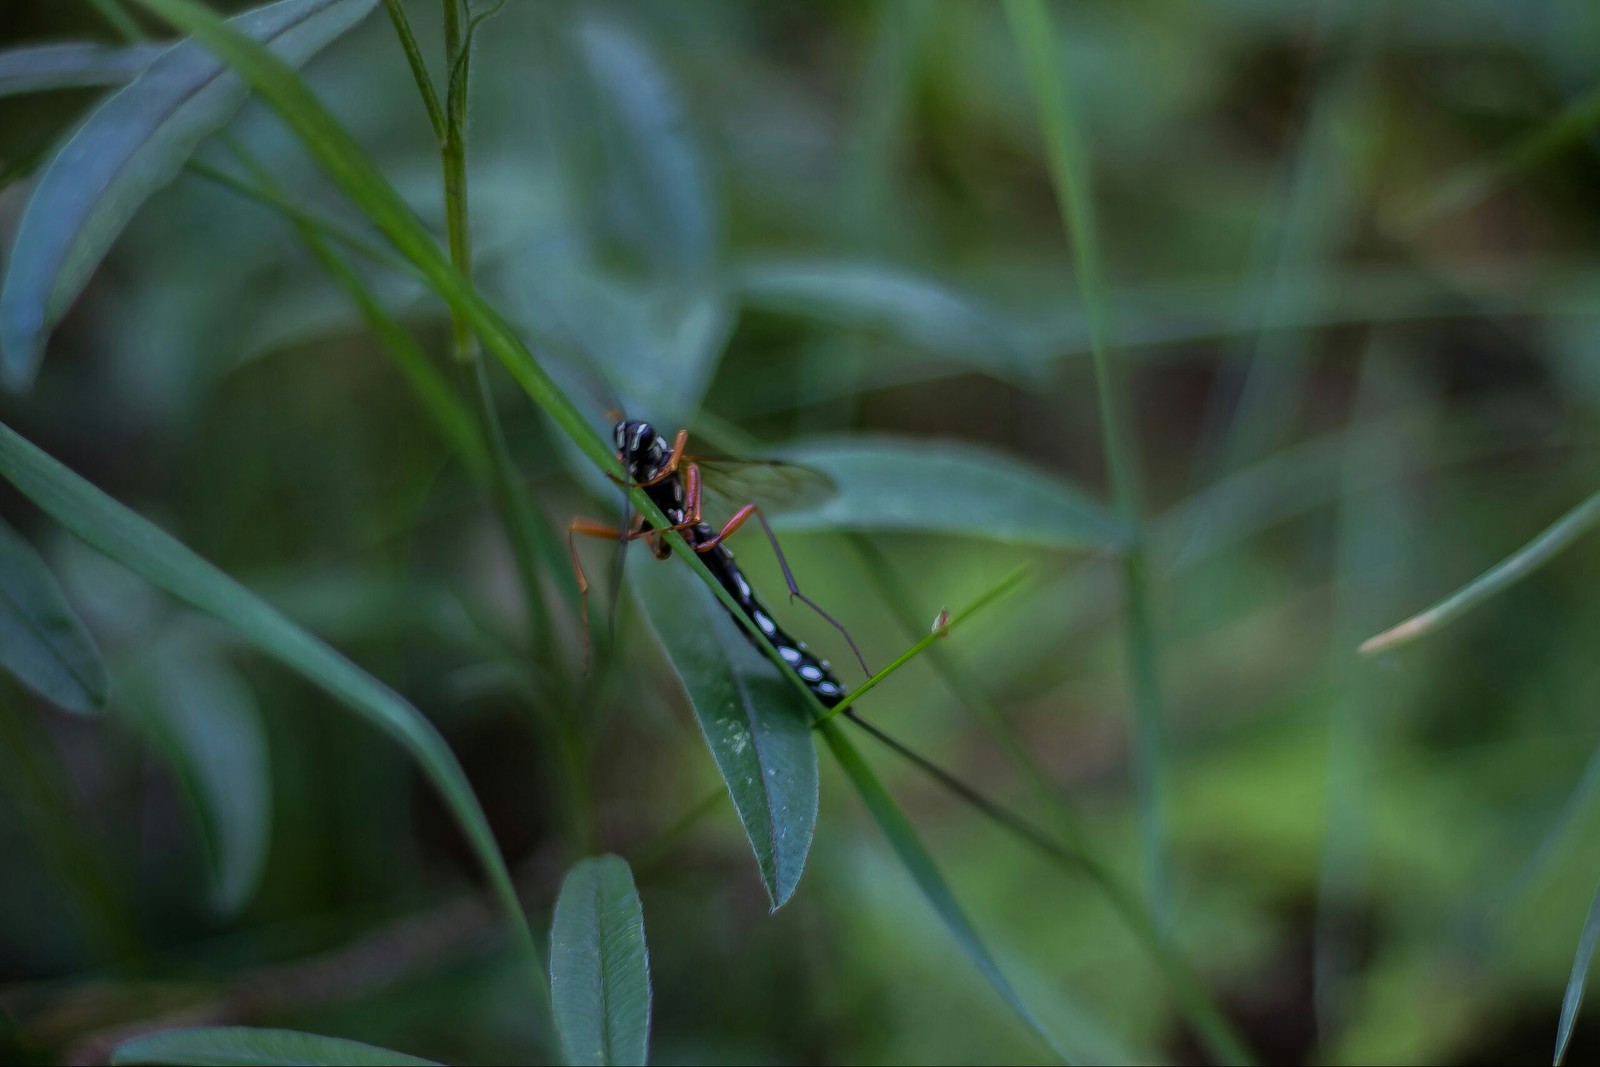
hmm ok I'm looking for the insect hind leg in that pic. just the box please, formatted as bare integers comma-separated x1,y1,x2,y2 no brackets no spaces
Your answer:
695,503,872,678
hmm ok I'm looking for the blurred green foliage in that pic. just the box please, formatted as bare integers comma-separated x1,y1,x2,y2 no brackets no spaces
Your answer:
5,0,1600,1064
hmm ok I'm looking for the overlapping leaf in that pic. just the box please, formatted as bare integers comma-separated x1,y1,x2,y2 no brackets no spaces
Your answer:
0,0,378,388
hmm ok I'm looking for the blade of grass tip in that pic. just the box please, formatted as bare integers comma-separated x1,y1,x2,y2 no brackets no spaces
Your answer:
1556,876,1600,1065
817,565,1030,724
818,717,1075,1064
1358,486,1600,656
0,420,548,1006
1004,0,1169,934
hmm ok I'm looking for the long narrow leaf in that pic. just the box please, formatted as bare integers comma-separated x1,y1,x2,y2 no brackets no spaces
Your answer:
735,259,1045,385
1359,487,1600,656
0,0,377,387
1556,877,1600,1065
111,1026,439,1066
129,638,272,915
0,516,107,714
549,855,652,1067
633,560,818,909
0,420,541,980
0,41,163,97
773,436,1128,548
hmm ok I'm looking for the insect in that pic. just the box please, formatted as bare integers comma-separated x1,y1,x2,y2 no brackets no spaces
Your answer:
567,418,867,706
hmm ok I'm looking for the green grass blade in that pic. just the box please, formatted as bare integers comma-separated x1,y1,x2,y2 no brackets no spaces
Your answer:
773,436,1128,548
818,719,1073,1064
111,1026,440,1066
817,565,1029,723
0,40,162,97
0,516,107,714
0,419,543,987
0,0,378,388
1556,877,1600,1065
633,560,818,909
1359,486,1600,656
1005,0,1169,933
549,855,652,1067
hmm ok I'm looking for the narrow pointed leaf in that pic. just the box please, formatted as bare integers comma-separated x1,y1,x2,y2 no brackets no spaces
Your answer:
550,855,652,1067
0,0,378,387
0,41,164,97
111,1026,439,1066
773,436,1129,548
0,516,107,713
633,560,818,909
0,419,539,977
130,640,271,915
1556,877,1600,1065
1360,486,1600,656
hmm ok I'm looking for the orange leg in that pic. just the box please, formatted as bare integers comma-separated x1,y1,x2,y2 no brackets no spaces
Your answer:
691,495,871,677
568,515,645,670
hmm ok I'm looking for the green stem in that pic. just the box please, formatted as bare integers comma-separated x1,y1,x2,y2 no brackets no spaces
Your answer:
1005,0,1171,935
849,538,1091,852
85,0,145,42
440,0,473,363
816,565,1030,723
380,0,447,143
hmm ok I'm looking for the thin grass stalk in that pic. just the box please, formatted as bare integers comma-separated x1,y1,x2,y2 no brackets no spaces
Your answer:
1004,0,1170,933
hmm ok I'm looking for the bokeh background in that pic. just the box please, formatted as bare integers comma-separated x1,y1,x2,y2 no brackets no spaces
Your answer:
5,1,1600,1063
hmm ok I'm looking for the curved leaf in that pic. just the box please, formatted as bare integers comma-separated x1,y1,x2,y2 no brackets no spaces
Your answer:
576,14,715,276
735,260,1046,385
111,1026,439,1066
550,855,652,1067
0,41,164,98
0,516,106,713
0,419,540,981
633,559,818,909
0,0,378,388
130,638,271,915
772,435,1129,548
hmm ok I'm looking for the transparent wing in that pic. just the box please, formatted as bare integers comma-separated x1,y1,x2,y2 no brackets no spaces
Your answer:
693,456,838,515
